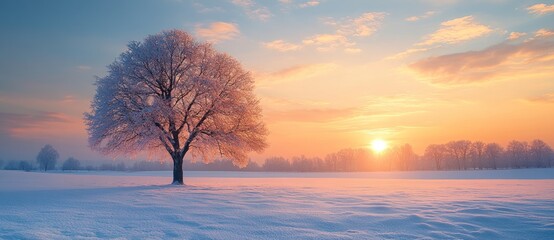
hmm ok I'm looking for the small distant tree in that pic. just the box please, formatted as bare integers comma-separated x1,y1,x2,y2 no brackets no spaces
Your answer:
425,144,446,170
397,144,416,171
62,157,81,171
470,141,485,169
116,162,126,171
507,140,529,168
19,161,33,171
4,160,32,171
484,143,503,169
85,30,267,184
446,140,472,170
263,157,291,171
243,161,261,171
36,144,59,171
529,140,553,168
291,155,315,172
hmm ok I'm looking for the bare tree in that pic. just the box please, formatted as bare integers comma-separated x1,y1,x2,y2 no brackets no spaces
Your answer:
484,143,503,170
36,144,59,171
263,157,291,172
425,144,446,170
470,141,485,169
507,141,529,169
85,30,267,184
291,155,315,172
530,139,553,168
446,140,472,170
393,144,415,171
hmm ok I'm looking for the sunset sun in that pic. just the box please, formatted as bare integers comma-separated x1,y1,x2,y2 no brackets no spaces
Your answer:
370,139,388,154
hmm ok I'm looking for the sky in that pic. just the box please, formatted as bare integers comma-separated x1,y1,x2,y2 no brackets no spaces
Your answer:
1,0,553,163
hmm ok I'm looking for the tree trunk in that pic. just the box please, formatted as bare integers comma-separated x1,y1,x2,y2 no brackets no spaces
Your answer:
172,154,184,185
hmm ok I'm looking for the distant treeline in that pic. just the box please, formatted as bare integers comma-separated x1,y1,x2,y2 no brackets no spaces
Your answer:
2,139,553,172
253,139,554,172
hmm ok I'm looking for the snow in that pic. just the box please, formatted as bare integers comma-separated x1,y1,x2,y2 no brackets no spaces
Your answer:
1,170,554,239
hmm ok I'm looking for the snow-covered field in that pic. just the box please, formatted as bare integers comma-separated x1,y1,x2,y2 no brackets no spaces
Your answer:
1,169,554,239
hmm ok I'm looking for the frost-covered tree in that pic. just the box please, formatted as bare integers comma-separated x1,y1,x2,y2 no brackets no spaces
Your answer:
425,144,446,170
36,144,59,171
446,140,472,170
484,143,503,170
62,157,81,171
262,157,291,172
470,141,485,169
507,140,529,169
529,139,553,168
85,30,267,184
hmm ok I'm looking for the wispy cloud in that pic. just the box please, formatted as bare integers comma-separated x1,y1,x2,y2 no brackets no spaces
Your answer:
405,11,436,22
263,40,302,52
386,47,430,60
535,28,554,37
265,12,386,53
255,63,338,86
266,107,355,123
302,34,353,52
61,95,76,103
389,15,491,60
323,94,454,132
527,3,554,15
409,34,554,84
527,93,554,103
344,47,362,54
417,16,491,46
507,32,526,40
76,65,92,71
195,22,239,43
0,111,82,139
299,0,320,8
231,0,272,21
333,12,387,37
193,2,224,13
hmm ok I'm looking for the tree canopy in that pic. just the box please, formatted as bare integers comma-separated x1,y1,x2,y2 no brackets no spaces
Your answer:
85,30,267,184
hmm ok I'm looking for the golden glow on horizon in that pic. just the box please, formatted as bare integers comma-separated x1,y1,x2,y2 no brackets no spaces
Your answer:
370,139,388,154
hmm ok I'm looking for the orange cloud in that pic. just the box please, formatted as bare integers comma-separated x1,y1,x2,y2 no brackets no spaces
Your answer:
389,16,490,60
335,12,387,37
417,16,491,46
263,40,302,52
302,34,353,52
264,12,385,53
195,22,239,43
535,28,554,37
386,47,430,60
527,93,554,103
255,63,338,86
265,107,355,123
344,47,362,54
410,35,554,84
507,32,526,40
405,11,436,22
0,111,84,139
527,3,554,15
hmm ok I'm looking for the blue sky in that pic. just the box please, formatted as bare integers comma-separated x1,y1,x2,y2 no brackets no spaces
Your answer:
1,0,553,162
